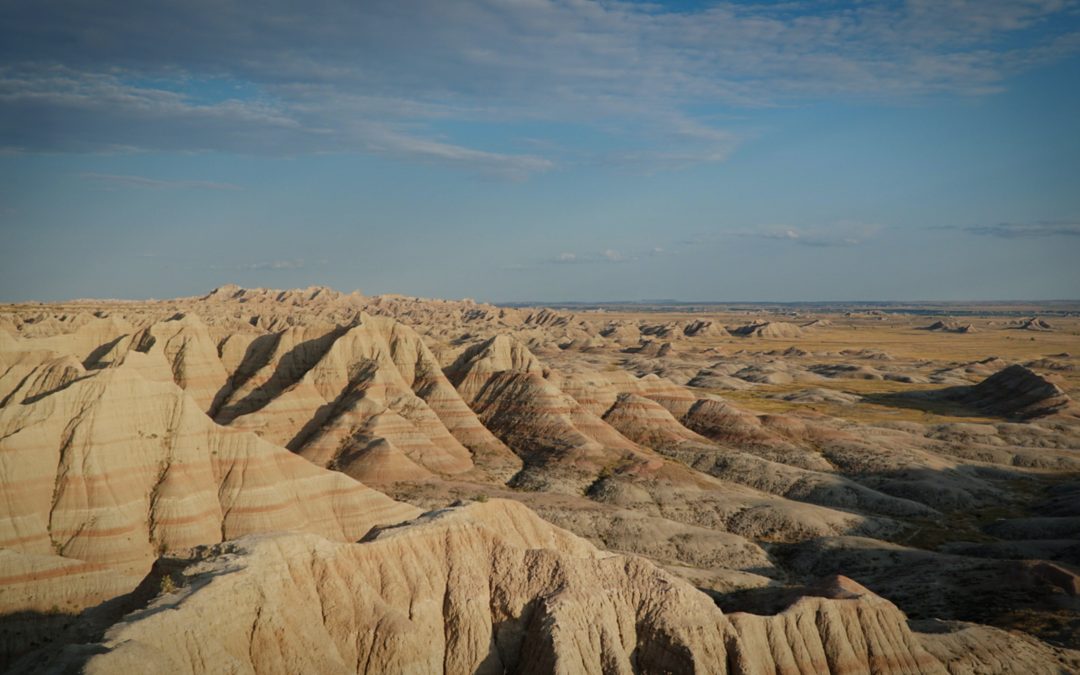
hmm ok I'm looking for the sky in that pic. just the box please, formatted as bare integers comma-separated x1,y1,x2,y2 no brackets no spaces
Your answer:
1,0,1079,303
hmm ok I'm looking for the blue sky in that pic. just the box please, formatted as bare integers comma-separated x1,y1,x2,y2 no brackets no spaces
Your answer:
1,0,1079,302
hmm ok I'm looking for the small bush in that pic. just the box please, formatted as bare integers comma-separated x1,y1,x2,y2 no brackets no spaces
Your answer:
159,574,177,594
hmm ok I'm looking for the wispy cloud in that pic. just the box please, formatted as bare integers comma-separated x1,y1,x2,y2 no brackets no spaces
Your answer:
546,249,632,265
205,258,309,272
734,226,803,242
80,172,242,191
239,259,307,271
0,70,550,178
501,244,674,270
962,221,1080,238
1,1,1076,175
729,222,882,247
347,121,553,179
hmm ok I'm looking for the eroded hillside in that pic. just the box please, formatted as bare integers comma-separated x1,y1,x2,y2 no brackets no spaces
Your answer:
2,287,1079,672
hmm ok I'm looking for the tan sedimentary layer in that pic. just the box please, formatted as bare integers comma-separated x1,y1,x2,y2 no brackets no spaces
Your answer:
39,501,1077,675
0,361,419,592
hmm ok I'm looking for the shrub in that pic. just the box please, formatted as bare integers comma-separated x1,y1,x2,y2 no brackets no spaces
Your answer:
159,574,177,594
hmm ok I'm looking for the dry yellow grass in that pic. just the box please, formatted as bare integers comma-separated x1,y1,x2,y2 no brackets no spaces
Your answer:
715,382,1001,425
592,308,1080,421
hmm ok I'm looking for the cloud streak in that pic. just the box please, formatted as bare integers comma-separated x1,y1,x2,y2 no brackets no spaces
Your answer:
546,249,631,265
240,259,307,271
79,172,242,191
0,68,550,178
729,223,882,247
962,221,1080,238
206,259,310,272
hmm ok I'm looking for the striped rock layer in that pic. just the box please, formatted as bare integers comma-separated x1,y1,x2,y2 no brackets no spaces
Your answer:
0,360,419,619
29,501,1079,675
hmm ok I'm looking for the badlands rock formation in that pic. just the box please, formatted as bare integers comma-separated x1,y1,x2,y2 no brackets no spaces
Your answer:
682,319,729,338
952,364,1078,419
16,502,1080,675
0,356,418,612
2,287,1079,672
729,321,804,339
1018,317,1054,331
924,320,977,334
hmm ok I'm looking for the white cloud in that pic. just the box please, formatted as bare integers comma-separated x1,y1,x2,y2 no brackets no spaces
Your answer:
0,68,550,178
1,1,1077,173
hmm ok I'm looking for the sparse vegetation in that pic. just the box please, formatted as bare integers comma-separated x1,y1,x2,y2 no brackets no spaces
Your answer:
159,574,178,595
